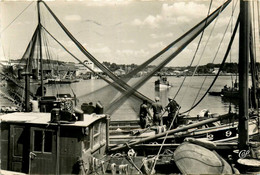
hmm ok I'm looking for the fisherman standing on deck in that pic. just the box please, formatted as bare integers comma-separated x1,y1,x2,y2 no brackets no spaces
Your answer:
151,97,164,126
165,96,180,129
35,85,46,97
139,100,152,129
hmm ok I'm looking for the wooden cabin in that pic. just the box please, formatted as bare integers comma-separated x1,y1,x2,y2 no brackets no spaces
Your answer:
1,110,109,174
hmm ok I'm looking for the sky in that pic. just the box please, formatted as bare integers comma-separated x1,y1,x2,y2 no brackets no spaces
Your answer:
0,0,252,67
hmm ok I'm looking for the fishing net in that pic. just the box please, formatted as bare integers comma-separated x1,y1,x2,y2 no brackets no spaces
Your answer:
105,0,231,115
16,0,231,116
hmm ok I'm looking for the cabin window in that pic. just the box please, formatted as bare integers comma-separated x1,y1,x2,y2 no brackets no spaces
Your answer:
100,122,106,142
33,130,53,153
83,127,90,150
93,122,101,147
34,131,43,152
44,131,52,152
83,137,90,150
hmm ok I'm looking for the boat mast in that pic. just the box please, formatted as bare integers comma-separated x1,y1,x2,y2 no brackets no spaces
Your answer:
37,0,44,97
238,0,250,150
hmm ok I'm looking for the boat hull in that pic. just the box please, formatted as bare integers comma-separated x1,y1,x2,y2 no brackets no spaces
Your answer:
155,83,171,90
174,142,233,174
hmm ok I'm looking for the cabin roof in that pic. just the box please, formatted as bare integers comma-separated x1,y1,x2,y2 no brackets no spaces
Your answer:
0,112,107,127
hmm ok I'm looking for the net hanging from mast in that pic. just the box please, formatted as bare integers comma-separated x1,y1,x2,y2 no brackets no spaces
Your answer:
42,1,158,112
49,0,229,114
78,0,232,110
25,0,231,115
41,25,152,109
105,0,232,115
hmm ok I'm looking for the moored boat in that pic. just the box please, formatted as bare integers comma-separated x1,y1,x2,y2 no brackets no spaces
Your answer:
46,78,79,84
155,76,171,90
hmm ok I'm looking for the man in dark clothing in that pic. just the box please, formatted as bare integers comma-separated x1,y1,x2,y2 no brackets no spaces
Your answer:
36,85,46,97
139,100,151,128
165,96,180,129
151,97,164,126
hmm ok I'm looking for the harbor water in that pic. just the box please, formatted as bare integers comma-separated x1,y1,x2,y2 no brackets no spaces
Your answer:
0,76,238,119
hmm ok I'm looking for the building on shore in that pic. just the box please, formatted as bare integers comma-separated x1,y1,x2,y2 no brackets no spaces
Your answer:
75,60,103,79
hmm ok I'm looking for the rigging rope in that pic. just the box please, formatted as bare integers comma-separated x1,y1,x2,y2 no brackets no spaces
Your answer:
77,0,232,111
251,0,258,64
4,25,41,106
20,26,39,68
0,1,34,34
21,25,40,105
42,31,52,73
150,107,180,174
249,18,259,110
105,0,231,115
173,0,214,100
126,0,230,79
41,25,152,104
256,1,260,36
229,0,235,88
38,0,230,115
180,14,240,114
180,0,227,109
40,1,154,108
41,2,130,87
150,0,215,170
187,0,238,116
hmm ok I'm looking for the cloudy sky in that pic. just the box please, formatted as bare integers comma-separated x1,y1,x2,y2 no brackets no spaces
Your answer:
0,0,244,66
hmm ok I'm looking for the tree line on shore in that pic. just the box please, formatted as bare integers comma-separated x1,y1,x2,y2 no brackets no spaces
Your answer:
103,62,260,74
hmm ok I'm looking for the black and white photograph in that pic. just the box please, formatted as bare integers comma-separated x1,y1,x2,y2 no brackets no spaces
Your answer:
0,0,260,174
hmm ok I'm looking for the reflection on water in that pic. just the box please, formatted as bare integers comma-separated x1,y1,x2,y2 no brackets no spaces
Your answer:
1,76,239,119
221,96,239,106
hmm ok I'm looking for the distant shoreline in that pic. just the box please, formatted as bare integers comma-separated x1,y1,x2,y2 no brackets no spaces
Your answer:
153,74,238,77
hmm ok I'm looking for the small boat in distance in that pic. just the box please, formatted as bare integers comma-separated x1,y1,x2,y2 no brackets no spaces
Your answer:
155,76,171,90
208,83,240,99
46,78,79,84
221,84,239,98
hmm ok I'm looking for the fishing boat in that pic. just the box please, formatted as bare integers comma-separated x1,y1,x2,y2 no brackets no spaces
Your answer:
46,78,79,84
221,82,239,98
208,84,239,98
46,71,79,84
155,76,171,90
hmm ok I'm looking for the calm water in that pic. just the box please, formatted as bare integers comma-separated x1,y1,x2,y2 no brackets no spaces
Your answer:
1,76,239,120
45,76,238,120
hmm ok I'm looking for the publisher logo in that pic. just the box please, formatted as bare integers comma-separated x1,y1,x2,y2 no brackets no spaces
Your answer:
238,150,250,159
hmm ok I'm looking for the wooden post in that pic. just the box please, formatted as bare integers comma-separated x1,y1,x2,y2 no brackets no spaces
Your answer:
21,72,33,112
24,73,31,112
238,0,250,150
106,115,110,152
